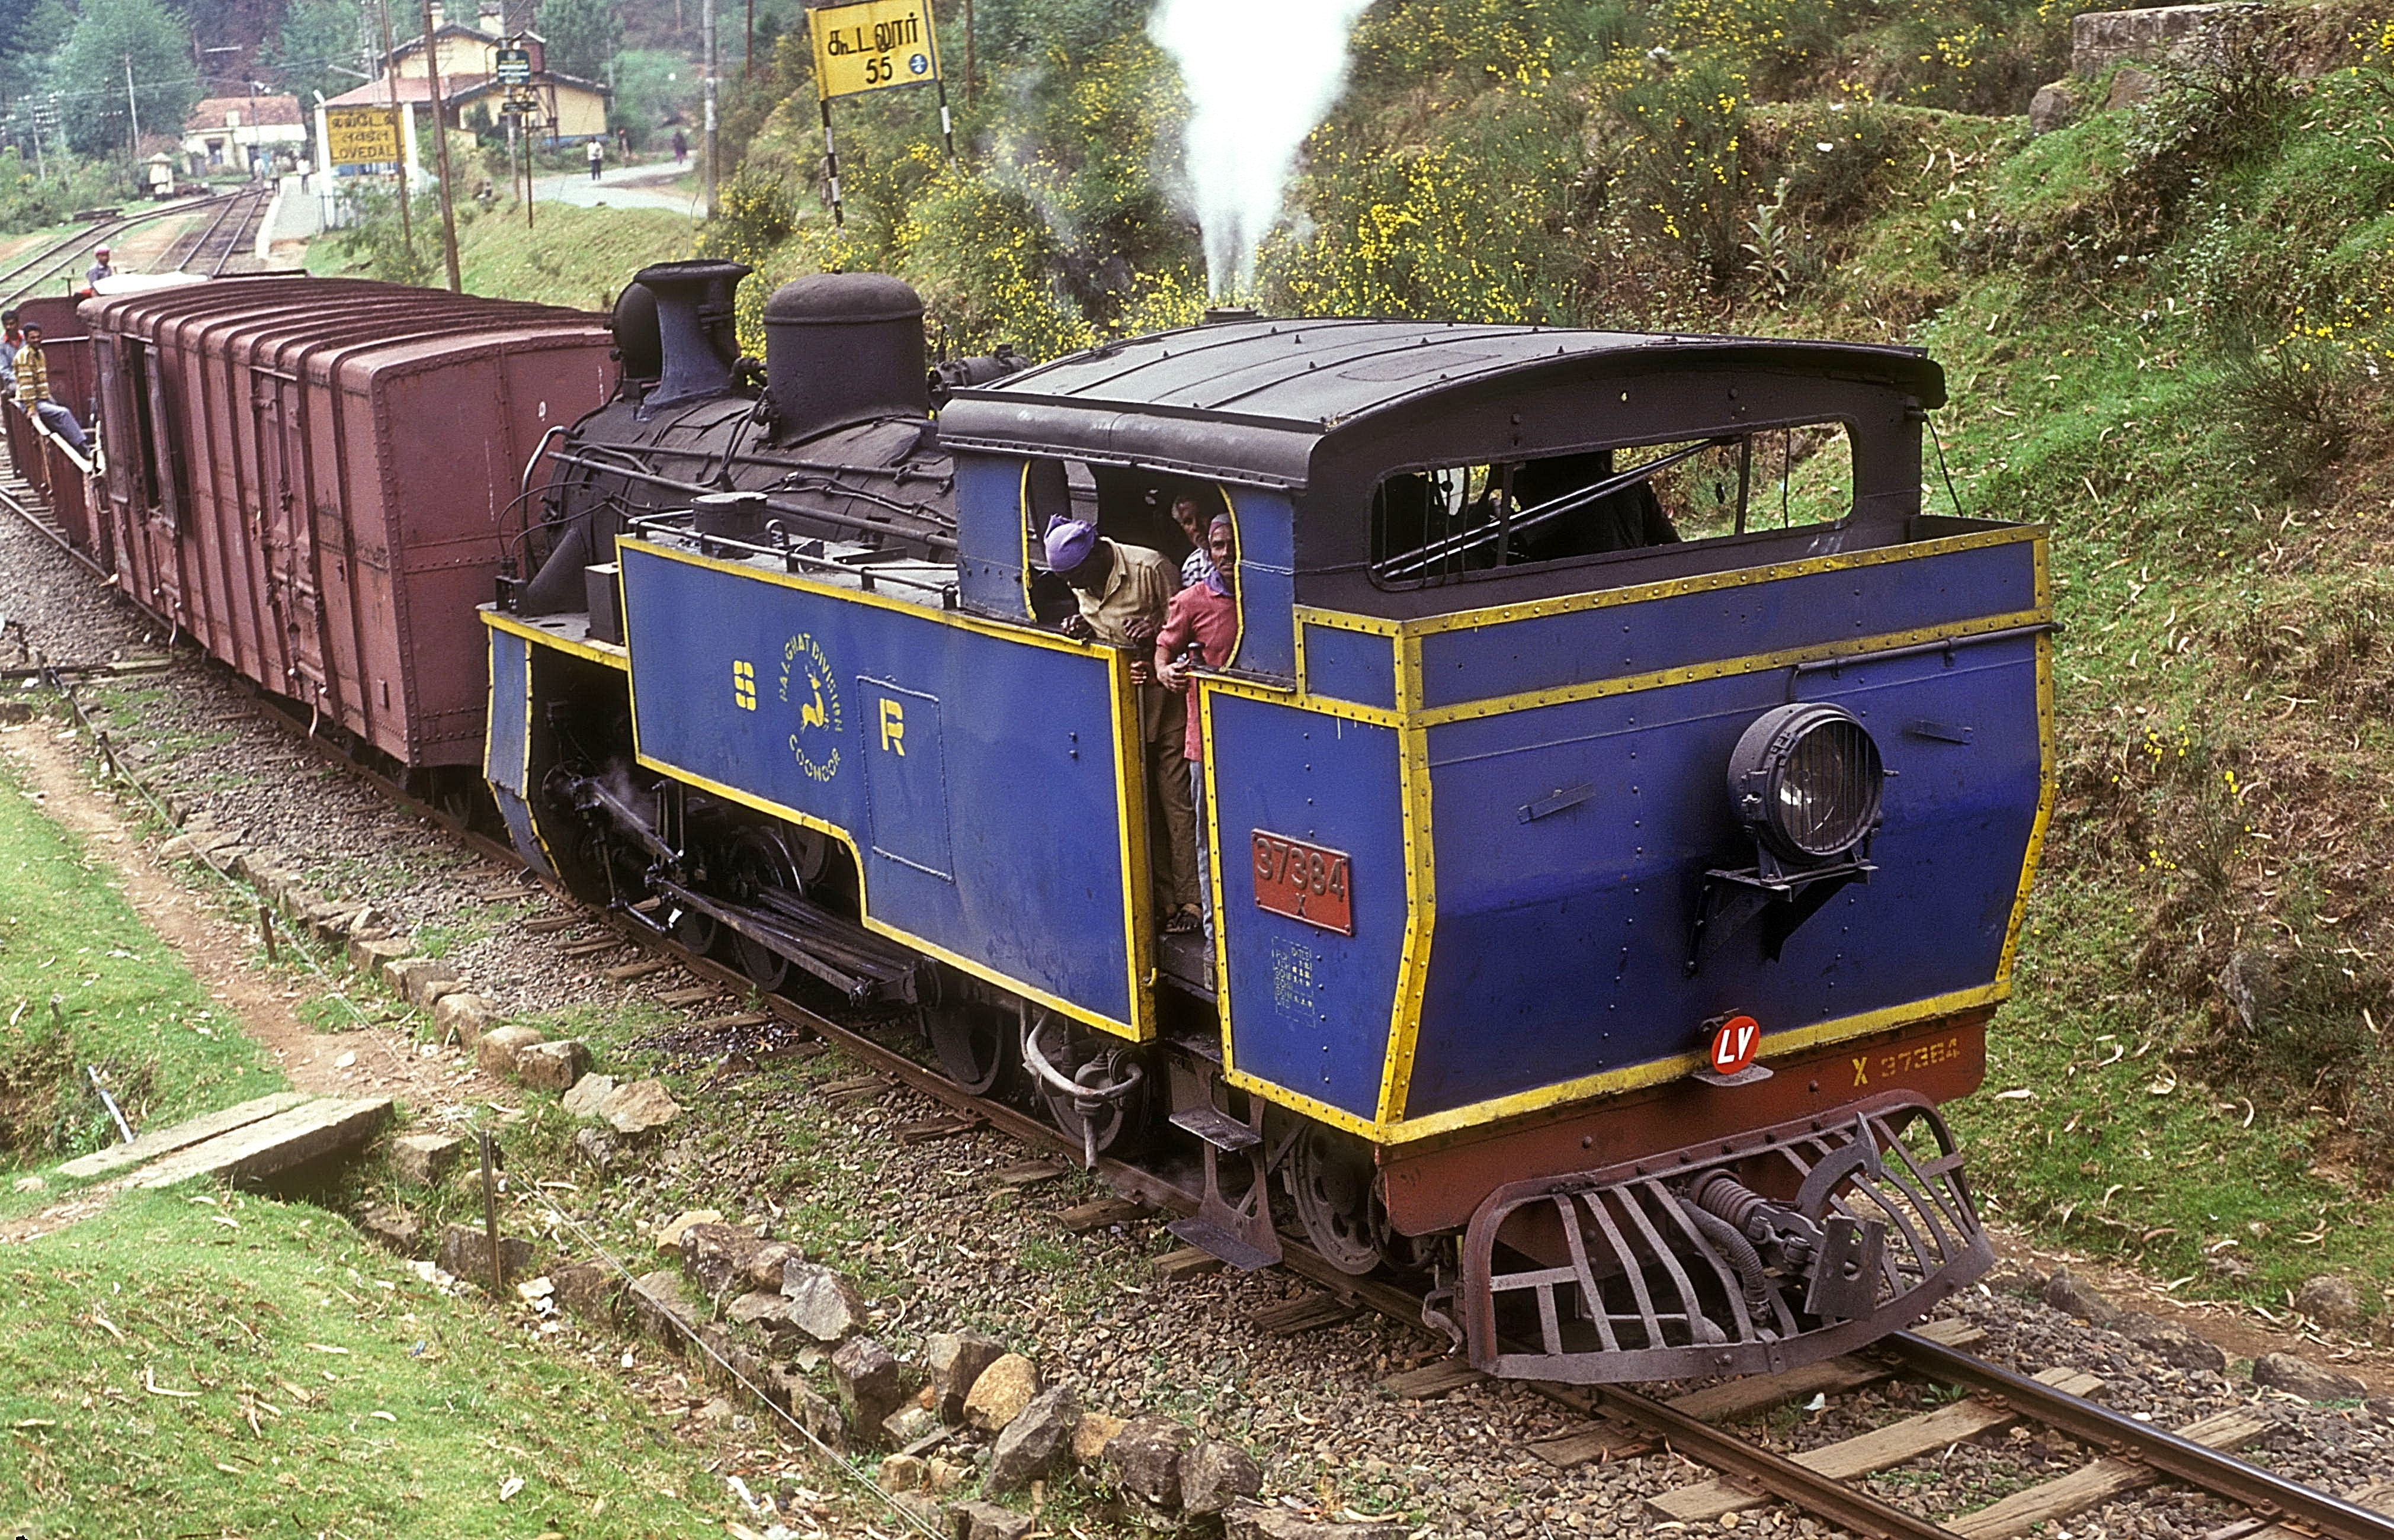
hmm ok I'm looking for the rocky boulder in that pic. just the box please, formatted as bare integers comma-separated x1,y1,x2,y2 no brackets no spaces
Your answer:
2113,1311,2227,1374
781,1261,870,1342
680,1223,767,1295
2296,1274,2366,1329
986,1385,1081,1496
2254,1351,2368,1403
1182,1441,1264,1516
2042,1269,2120,1326
600,1077,682,1134
1106,1414,1195,1508
436,1223,532,1285
925,1330,1007,1423
515,1038,590,1091
831,1335,909,1440
964,1353,1040,1433
629,1269,698,1349
1228,1506,1408,1540
951,1499,1036,1540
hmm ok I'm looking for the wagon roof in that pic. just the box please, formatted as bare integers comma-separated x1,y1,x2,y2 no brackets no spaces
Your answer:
936,317,1944,483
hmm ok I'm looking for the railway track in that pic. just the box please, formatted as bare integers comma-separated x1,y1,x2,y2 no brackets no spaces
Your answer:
153,185,271,277
3,454,2392,1540
0,192,239,306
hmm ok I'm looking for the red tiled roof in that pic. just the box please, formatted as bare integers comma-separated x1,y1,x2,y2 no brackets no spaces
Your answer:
184,94,304,130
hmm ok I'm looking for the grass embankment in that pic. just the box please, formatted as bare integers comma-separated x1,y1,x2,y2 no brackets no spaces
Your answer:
1789,76,2394,1313
305,200,696,311
1,1188,737,1539
0,739,277,1185
0,733,731,1535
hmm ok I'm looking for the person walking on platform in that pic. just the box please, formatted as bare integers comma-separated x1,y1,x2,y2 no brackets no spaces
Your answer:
14,322,89,454
587,137,604,181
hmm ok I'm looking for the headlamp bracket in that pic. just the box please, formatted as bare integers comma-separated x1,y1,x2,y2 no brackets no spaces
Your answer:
1684,838,1874,976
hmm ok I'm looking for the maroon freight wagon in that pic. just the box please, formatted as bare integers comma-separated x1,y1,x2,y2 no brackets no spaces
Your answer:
79,275,617,772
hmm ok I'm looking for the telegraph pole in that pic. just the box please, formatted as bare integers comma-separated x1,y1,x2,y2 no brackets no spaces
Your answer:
701,0,717,219
373,0,415,263
123,54,141,168
419,0,463,290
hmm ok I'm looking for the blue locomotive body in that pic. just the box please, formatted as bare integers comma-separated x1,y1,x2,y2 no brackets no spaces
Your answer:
486,264,2049,1383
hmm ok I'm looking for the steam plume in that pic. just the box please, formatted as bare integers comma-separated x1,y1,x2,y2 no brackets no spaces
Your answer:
1149,0,1373,299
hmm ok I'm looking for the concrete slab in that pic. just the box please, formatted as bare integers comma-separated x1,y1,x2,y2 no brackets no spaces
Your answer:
131,1096,395,1189
55,1092,312,1180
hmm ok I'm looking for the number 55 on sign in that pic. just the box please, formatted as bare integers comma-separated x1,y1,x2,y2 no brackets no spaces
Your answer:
808,0,942,100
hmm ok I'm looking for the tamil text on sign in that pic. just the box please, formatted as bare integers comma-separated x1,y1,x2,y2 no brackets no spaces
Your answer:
808,0,941,100
323,105,402,167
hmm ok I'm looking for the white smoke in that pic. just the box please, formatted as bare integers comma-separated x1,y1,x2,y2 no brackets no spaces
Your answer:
1149,0,1373,299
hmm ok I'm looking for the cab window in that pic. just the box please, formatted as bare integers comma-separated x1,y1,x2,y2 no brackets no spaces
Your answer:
1367,425,1854,589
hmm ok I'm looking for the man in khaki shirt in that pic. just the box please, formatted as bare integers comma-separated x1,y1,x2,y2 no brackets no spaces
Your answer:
1046,516,1202,933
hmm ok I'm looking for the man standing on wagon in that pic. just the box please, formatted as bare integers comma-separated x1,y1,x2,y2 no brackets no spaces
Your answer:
1046,515,1204,936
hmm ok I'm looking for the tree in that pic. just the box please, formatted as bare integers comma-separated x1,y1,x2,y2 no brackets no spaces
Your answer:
261,0,367,113
54,0,196,157
539,0,622,83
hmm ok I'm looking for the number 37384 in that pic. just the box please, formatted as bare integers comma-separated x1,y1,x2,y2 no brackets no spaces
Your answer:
1251,830,1354,936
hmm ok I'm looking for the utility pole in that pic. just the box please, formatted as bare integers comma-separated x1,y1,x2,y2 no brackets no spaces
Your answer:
419,0,462,290
373,0,415,264
701,0,717,219
964,0,975,109
123,54,141,169
745,0,755,79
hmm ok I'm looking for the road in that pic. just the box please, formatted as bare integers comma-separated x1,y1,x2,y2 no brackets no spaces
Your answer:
528,160,701,213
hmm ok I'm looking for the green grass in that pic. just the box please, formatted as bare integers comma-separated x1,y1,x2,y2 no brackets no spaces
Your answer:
0,750,280,1183
305,200,697,312
0,1189,730,1538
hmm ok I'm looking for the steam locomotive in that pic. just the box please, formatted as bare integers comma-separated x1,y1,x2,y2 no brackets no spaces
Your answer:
71,262,2051,1383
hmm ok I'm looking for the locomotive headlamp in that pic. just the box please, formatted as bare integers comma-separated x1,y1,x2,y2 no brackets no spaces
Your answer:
1728,703,1885,864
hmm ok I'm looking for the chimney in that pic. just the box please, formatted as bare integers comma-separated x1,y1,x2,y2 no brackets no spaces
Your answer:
629,259,753,413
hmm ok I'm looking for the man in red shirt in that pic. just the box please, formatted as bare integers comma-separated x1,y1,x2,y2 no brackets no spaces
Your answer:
1155,513,1239,934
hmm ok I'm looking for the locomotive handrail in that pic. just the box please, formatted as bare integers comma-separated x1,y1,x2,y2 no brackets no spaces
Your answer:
1784,621,2055,701
554,448,960,553
620,511,954,599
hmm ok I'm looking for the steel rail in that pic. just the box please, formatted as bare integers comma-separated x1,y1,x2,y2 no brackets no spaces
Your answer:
0,194,232,306
1890,1330,2394,1540
1557,1378,1965,1540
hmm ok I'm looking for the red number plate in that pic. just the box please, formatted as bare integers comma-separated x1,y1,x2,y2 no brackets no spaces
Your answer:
1250,830,1354,935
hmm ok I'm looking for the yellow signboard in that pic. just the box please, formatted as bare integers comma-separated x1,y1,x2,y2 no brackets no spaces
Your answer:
808,0,941,101
323,105,402,167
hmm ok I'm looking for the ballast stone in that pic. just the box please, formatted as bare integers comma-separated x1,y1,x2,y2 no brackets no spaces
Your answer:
1107,1415,1194,1507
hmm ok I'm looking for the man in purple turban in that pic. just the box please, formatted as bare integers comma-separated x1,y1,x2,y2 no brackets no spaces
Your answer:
1044,514,1202,935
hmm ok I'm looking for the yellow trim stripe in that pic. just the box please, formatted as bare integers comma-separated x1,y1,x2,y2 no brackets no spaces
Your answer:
612,534,1152,1043
1383,984,2008,1143
1996,624,2058,984
1398,525,2043,637
1110,646,1158,1033
1412,608,2050,727
637,753,1148,1041
483,608,630,672
621,536,1088,654
1372,630,1434,1124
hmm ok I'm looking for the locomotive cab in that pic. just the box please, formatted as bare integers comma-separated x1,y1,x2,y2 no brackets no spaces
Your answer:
938,319,2049,1381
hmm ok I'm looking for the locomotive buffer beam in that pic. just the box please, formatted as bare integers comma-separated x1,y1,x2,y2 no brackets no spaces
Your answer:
646,875,919,1006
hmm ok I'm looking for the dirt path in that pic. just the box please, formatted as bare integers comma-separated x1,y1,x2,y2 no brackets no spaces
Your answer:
0,717,509,1117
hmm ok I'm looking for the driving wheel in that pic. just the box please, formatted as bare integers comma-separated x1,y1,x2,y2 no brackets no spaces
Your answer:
720,827,799,991
1288,1121,1386,1275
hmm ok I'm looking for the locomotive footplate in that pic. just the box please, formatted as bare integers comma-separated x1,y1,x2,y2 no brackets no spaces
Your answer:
1459,1092,1990,1384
